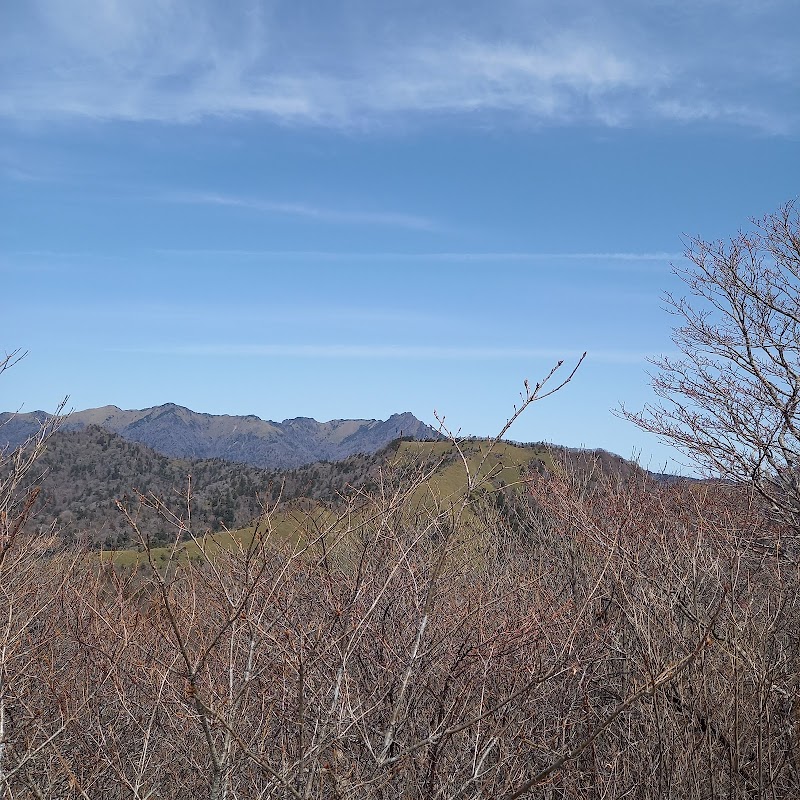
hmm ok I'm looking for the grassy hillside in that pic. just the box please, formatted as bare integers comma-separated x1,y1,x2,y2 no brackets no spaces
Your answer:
100,438,563,566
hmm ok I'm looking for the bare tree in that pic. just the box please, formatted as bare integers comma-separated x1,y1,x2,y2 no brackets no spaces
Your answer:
622,201,800,532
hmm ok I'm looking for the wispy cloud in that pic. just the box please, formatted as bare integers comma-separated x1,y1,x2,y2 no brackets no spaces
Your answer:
402,251,682,262
9,246,683,262
2,1,797,132
1,164,47,182
151,248,681,269
46,302,451,329
113,343,653,364
169,192,440,231
153,247,680,260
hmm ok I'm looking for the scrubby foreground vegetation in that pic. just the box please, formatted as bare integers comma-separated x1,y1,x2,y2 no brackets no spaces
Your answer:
2,428,797,798
2,364,799,799
3,203,800,798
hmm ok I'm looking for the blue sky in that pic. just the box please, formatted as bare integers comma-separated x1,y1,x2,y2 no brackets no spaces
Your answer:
1,0,798,472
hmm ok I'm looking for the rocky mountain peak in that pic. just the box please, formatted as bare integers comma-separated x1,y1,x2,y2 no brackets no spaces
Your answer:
1,404,440,470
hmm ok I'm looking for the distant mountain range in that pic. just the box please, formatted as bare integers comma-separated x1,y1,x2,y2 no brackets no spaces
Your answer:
0,404,440,469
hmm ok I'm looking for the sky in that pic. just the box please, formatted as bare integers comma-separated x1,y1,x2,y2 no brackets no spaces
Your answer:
1,0,798,474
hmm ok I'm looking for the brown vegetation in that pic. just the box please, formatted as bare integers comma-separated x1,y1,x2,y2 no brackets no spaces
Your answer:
5,351,800,798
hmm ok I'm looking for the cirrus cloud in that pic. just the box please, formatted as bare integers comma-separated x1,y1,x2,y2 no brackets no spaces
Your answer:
1,1,797,133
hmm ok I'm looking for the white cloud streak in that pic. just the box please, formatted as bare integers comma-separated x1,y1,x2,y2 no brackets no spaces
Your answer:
114,343,653,364
151,248,681,262
170,192,439,230
2,1,797,132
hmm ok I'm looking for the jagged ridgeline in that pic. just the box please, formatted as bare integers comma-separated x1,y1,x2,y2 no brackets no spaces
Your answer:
0,404,439,469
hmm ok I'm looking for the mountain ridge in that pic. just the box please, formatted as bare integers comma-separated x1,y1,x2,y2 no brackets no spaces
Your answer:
0,404,440,469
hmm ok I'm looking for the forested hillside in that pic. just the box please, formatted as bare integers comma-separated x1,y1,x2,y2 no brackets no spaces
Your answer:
23,426,398,546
